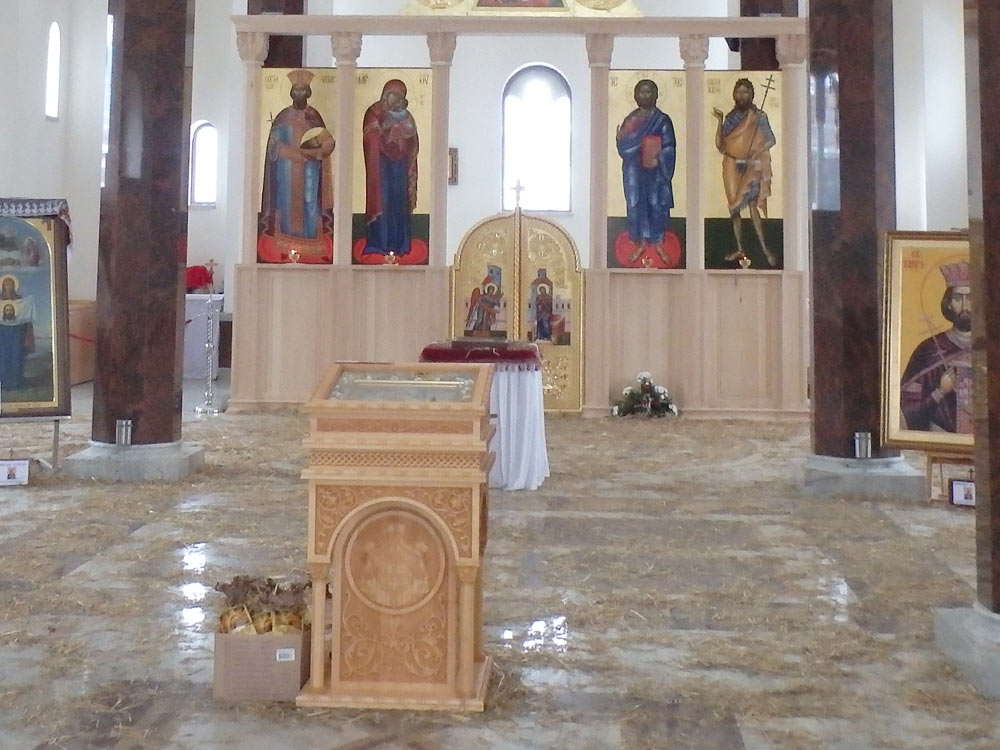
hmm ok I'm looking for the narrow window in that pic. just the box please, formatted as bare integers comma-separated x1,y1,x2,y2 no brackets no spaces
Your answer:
101,14,113,187
502,65,572,212
189,121,219,206
45,22,61,118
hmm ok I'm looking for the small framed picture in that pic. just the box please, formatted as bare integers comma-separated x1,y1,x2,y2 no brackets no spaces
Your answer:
0,459,29,486
949,478,975,507
448,147,459,185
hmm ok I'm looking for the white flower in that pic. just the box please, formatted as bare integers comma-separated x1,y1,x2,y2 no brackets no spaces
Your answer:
611,405,619,415
668,403,679,415
622,385,636,396
654,385,667,397
636,371,652,383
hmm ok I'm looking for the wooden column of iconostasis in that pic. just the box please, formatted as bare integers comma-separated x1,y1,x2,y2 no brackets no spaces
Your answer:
450,210,584,412
606,69,783,270
256,67,432,265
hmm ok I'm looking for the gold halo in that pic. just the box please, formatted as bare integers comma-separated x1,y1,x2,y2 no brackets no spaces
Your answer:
0,274,19,292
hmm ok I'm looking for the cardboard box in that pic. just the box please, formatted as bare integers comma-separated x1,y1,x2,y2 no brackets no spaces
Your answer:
213,629,310,702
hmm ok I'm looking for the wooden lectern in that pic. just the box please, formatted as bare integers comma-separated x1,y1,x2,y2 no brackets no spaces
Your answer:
297,362,494,711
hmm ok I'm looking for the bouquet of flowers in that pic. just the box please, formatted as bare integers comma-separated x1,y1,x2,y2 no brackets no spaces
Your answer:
613,371,679,417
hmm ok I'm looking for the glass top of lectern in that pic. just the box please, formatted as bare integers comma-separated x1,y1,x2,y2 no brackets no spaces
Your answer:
326,368,477,403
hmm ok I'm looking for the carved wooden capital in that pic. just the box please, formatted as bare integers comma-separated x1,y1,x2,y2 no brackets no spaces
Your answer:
586,34,614,67
236,32,269,64
331,32,362,64
427,32,457,65
679,34,709,66
456,564,478,584
776,34,808,67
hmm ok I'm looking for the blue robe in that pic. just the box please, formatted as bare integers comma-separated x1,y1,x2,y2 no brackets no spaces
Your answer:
364,156,411,255
0,324,25,390
617,107,677,244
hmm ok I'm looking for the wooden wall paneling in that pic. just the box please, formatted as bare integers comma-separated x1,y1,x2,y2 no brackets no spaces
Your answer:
778,271,810,413
707,273,780,410
608,272,685,403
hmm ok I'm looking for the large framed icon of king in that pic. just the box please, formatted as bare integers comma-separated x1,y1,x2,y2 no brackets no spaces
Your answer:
881,231,972,453
0,212,71,418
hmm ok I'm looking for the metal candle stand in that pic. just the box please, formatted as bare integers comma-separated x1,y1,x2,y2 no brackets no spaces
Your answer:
194,290,221,416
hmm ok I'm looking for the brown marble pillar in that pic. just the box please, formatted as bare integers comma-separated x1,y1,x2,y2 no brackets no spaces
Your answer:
809,0,896,458
248,0,303,69
968,2,1000,613
93,0,192,445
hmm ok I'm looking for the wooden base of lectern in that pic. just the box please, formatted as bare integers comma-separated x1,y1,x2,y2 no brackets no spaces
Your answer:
295,656,492,712
300,363,494,714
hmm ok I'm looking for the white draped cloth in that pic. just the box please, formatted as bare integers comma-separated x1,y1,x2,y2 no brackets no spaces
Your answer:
489,365,549,491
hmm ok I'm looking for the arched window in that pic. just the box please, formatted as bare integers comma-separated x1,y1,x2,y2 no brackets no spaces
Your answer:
502,65,571,212
189,120,219,206
45,22,61,119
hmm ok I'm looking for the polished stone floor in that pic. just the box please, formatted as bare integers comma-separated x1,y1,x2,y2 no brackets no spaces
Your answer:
0,375,997,749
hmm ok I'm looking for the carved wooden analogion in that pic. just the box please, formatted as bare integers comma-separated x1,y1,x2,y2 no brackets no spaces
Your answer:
297,362,494,711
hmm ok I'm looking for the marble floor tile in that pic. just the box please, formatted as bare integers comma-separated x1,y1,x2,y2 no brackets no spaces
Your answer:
0,376,996,748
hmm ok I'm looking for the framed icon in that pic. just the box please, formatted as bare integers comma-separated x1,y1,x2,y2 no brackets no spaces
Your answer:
881,231,972,453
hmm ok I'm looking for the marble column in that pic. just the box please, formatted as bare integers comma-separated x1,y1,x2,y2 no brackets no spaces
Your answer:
677,34,710,412
680,35,708,272
582,34,613,418
586,34,613,271
309,565,327,689
934,1,1000,699
227,33,269,409
776,34,808,273
427,32,457,267
236,33,270,265
331,33,362,265
67,0,203,481
776,34,810,412
802,0,921,497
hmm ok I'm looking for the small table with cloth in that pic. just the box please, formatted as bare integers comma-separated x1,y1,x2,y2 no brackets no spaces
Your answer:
420,340,549,491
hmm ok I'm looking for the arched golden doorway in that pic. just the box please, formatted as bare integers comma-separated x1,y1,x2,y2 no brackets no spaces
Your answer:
450,208,584,412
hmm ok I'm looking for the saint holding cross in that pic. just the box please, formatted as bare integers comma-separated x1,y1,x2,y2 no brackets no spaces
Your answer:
712,76,777,267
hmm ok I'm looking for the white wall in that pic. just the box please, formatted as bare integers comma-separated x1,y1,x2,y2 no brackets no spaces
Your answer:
64,0,108,301
0,0,87,295
0,2,20,191
0,0,105,300
187,0,244,297
893,0,968,232
919,0,967,231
